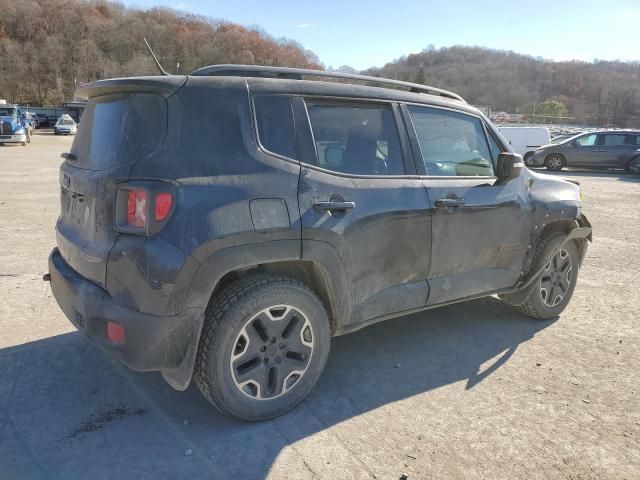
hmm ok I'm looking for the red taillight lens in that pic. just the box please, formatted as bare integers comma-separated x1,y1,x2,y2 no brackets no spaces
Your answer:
106,321,126,344
117,183,174,235
155,193,173,221
127,189,148,227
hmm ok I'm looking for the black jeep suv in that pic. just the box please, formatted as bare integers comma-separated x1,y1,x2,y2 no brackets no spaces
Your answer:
48,66,592,421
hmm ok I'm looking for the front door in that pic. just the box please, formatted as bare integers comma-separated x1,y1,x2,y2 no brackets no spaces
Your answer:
403,104,531,305
567,133,603,166
295,98,432,325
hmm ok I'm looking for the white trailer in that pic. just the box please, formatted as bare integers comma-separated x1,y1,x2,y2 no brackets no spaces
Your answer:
497,126,551,163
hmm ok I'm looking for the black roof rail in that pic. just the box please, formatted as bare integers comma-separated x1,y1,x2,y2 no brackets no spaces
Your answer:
190,64,466,103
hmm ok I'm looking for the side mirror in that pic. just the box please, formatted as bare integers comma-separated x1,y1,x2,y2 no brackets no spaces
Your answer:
496,152,523,182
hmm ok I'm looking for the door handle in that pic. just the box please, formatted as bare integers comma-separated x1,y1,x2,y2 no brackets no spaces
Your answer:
435,198,466,208
314,201,356,212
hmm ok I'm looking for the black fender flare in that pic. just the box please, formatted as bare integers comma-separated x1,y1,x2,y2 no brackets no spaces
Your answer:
501,215,592,307
161,239,352,390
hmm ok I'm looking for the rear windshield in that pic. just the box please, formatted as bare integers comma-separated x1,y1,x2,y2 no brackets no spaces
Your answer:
70,93,166,170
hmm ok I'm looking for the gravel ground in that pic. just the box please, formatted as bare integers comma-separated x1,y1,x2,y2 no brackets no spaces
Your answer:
1,132,639,480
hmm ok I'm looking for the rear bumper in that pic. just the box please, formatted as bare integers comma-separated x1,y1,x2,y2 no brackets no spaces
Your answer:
48,247,202,373
0,134,26,143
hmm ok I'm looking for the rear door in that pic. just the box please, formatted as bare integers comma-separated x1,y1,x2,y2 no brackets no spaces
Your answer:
294,97,432,325
600,133,632,168
402,104,531,304
57,93,167,287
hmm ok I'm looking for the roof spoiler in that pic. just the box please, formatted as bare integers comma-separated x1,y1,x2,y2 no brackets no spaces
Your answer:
75,76,187,100
191,64,466,102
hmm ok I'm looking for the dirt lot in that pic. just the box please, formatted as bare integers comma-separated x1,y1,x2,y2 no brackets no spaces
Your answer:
1,131,639,480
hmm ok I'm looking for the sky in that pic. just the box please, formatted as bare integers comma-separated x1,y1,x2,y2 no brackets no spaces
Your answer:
121,0,640,70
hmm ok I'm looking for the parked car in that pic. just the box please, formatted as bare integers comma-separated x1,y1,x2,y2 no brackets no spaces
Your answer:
47,66,592,421
529,130,640,171
53,115,77,135
497,126,551,164
35,113,49,128
0,104,30,146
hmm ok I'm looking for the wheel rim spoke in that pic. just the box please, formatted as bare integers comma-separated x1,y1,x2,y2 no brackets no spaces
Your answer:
230,305,314,400
539,248,573,308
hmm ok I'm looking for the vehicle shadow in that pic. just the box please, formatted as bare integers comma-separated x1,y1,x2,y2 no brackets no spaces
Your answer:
0,297,554,479
530,167,640,183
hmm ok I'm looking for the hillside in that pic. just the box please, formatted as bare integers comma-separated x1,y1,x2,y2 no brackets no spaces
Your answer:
364,46,640,127
0,0,320,105
1,2,639,128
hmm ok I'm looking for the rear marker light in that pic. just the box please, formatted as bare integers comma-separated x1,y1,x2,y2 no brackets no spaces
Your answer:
127,189,148,227
106,321,126,344
155,193,173,221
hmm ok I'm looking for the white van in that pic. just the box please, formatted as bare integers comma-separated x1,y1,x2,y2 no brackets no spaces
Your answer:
497,127,551,164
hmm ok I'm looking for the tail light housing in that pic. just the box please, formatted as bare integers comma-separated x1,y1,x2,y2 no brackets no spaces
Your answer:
115,181,176,235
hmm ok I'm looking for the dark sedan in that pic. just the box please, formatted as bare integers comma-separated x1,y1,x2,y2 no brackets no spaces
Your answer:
528,130,640,171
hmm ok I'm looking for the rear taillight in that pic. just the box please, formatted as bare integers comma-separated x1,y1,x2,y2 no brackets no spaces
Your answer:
116,182,176,235
155,192,173,221
127,189,148,227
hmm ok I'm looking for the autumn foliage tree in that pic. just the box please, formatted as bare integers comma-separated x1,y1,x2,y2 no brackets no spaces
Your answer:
0,0,320,105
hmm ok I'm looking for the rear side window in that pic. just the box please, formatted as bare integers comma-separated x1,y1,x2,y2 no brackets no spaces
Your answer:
70,93,166,170
408,106,494,177
603,134,627,146
305,102,404,176
254,96,297,159
627,134,640,145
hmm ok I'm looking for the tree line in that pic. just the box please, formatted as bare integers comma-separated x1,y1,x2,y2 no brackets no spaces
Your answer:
0,0,320,105
1,1,639,128
364,46,640,128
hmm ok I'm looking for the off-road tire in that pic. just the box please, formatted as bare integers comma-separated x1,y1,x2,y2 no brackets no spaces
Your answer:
194,274,331,421
545,154,565,171
515,232,580,320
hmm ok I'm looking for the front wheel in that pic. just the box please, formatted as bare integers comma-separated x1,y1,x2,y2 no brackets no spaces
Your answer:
194,274,331,421
514,232,580,320
545,154,565,171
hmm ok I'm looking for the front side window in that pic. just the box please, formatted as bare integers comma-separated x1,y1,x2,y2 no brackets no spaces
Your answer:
408,106,494,176
254,96,297,159
575,134,598,146
603,134,626,146
305,101,404,176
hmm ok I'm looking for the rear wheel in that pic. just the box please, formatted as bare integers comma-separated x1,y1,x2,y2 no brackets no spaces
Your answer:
194,274,331,421
514,232,580,320
545,154,565,171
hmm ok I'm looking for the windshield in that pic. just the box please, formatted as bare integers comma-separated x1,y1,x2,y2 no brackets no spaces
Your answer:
58,119,75,125
0,107,17,117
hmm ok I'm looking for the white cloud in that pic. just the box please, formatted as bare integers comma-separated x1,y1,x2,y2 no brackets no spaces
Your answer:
296,23,312,29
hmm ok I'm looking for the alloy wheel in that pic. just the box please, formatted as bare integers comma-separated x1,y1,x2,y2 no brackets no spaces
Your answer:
230,305,314,400
539,248,573,307
546,155,563,170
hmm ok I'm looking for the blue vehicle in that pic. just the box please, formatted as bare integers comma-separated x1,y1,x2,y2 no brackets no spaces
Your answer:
0,104,31,146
